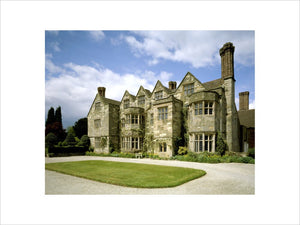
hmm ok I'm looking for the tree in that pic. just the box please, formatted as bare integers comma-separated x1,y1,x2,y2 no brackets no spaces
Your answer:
73,117,87,139
45,132,58,148
45,106,66,141
216,131,227,156
46,107,55,126
63,129,77,146
54,106,62,124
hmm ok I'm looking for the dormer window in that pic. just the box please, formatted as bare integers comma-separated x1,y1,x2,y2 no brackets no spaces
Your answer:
138,95,145,105
155,91,163,100
184,83,194,95
124,99,129,109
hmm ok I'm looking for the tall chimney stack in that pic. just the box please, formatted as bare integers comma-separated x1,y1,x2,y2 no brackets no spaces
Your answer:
97,87,106,97
219,42,235,80
239,91,249,111
168,81,177,90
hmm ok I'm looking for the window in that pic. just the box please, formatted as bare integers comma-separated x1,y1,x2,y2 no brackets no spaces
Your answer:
150,113,153,125
125,114,130,124
194,134,203,152
195,102,203,115
95,102,101,110
159,143,167,152
138,95,145,105
205,135,213,152
124,99,129,109
195,101,213,115
155,91,163,100
131,114,138,124
158,107,168,120
139,115,145,124
132,137,138,149
205,102,213,115
94,119,101,128
184,83,194,95
121,119,125,128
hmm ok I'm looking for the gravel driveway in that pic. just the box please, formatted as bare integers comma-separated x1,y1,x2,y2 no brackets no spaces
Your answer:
45,156,255,194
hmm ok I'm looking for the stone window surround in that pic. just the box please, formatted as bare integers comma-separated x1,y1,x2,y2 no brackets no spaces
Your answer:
158,106,168,120
95,102,101,110
192,133,215,153
121,136,143,150
125,114,145,125
138,95,145,105
159,142,167,152
94,119,101,128
155,91,163,100
184,83,194,95
124,99,130,109
194,101,214,115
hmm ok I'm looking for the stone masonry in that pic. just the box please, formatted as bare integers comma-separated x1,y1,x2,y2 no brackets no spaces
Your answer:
87,42,253,157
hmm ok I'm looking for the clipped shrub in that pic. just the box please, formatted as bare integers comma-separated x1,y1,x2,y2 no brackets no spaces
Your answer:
178,146,188,155
45,132,58,148
63,131,77,146
247,148,255,159
77,135,90,148
216,132,227,156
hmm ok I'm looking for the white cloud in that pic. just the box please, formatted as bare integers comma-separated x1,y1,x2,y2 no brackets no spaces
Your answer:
89,31,105,41
249,100,255,109
49,41,61,52
123,31,254,68
45,61,173,126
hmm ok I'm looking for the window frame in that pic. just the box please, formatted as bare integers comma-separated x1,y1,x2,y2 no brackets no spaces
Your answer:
184,83,194,95
155,91,163,100
158,107,168,120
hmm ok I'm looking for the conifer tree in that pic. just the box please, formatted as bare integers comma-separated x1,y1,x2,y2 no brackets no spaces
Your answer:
54,106,62,124
46,107,55,126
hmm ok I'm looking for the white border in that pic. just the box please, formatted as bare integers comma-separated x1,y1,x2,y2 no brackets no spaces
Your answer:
1,1,299,224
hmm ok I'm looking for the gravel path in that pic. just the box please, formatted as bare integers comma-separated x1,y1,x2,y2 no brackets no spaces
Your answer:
45,156,255,194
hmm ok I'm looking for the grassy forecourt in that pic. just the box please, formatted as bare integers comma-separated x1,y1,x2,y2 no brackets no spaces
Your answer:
45,160,206,188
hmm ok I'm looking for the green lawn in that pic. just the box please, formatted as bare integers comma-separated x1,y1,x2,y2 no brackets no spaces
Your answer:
45,160,206,188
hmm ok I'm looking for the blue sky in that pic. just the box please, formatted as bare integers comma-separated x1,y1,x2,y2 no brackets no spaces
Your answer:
45,30,255,128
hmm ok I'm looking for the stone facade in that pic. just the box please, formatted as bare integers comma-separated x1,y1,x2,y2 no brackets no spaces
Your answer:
88,42,254,156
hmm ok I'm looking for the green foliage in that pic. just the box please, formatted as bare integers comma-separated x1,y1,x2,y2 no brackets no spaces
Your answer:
63,129,77,146
178,146,188,155
99,137,107,148
47,146,88,157
45,132,58,148
46,107,55,126
54,106,62,124
77,135,90,148
247,148,255,159
216,132,227,156
73,117,87,139
45,106,66,142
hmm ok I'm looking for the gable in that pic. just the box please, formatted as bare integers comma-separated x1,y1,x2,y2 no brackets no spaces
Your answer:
150,80,171,99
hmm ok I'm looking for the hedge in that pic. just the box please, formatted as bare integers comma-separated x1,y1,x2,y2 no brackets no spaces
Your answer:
47,146,89,157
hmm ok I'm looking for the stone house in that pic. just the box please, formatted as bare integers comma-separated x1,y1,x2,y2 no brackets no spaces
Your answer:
87,42,254,157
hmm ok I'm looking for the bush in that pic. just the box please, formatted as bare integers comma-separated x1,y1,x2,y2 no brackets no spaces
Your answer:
63,131,77,146
178,146,188,155
248,148,255,159
45,132,58,148
77,135,90,147
216,132,227,156
48,146,88,157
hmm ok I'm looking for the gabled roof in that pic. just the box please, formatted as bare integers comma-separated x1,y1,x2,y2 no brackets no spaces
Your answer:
120,90,136,103
202,78,223,90
176,71,205,91
150,80,171,97
238,109,255,128
136,85,151,98
87,93,120,116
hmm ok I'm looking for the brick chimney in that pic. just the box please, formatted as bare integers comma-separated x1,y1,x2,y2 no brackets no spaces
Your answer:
97,87,106,97
168,81,177,90
239,91,249,111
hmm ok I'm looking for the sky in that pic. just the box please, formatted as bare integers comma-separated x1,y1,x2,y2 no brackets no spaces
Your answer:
45,30,255,128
